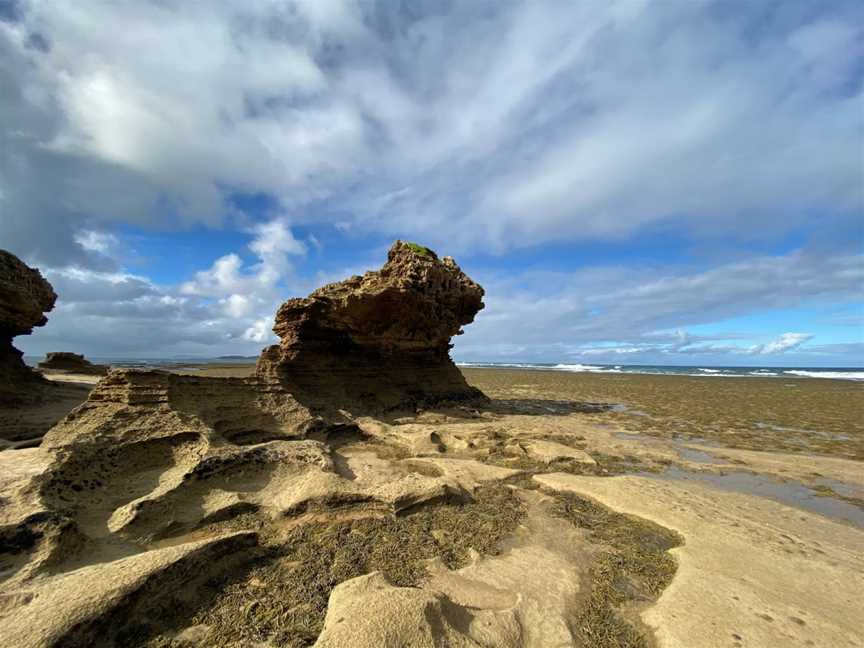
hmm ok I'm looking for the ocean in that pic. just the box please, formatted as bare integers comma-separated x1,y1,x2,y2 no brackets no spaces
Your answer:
23,356,864,381
456,362,864,381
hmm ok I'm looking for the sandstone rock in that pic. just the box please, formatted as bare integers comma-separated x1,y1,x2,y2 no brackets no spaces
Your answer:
313,571,522,648
0,241,502,646
38,352,109,376
0,531,257,648
0,250,56,405
37,241,488,455
508,439,596,465
314,489,589,648
257,240,487,413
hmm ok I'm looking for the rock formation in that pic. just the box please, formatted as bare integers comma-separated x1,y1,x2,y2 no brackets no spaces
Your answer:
0,250,56,405
0,241,518,646
2,240,493,566
0,241,858,648
257,240,487,412
16,239,488,462
38,352,109,376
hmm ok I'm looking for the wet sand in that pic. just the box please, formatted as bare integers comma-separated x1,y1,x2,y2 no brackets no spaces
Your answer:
462,368,864,460
174,363,864,456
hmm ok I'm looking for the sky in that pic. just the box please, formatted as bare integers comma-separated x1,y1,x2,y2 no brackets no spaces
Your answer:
1,0,862,366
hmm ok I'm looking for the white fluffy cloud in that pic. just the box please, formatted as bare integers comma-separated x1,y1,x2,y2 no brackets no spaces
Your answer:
180,217,305,326
751,333,813,355
18,215,310,357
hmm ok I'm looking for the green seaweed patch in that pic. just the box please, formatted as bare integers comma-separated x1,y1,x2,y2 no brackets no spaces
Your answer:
404,241,436,258
484,445,657,477
550,492,681,648
149,484,524,648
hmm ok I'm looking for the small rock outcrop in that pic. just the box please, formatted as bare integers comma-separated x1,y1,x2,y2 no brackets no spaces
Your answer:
257,240,487,412
0,250,56,404
38,352,109,376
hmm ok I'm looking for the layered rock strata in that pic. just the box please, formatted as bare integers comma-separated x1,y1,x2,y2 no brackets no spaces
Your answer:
257,240,487,412
38,352,109,376
0,250,56,405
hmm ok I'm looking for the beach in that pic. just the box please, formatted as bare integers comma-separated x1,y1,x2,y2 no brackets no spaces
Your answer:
2,362,863,647
158,363,864,644
3,3,860,645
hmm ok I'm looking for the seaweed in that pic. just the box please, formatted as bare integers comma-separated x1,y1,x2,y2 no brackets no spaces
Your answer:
149,484,524,647
551,492,682,648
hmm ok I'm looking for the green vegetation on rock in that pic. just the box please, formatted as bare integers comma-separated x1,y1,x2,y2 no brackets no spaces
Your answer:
403,241,435,257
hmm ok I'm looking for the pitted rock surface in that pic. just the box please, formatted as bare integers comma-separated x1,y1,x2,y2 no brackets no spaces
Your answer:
0,242,503,646
0,250,56,405
257,240,487,412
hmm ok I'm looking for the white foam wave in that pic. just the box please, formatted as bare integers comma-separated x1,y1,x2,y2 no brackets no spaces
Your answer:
457,362,548,369
551,364,623,373
784,370,864,381
456,362,864,381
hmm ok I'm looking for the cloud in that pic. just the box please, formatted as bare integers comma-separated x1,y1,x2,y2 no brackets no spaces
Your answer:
3,2,861,364
243,317,274,344
1,0,862,269
18,216,308,357
455,248,862,362
180,217,305,322
73,230,119,255
14,234,860,363
750,333,813,355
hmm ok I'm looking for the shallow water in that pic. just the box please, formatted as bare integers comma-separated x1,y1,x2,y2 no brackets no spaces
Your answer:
643,467,864,529
675,447,727,465
610,403,649,416
613,431,728,461
755,422,825,436
813,476,863,499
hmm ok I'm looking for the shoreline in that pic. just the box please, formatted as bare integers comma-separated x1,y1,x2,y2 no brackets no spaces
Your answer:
22,357,864,381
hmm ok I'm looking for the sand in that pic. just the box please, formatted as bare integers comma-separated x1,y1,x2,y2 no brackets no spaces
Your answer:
1,365,862,647
536,472,864,648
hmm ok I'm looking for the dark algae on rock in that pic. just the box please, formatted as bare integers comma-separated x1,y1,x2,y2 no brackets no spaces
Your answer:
551,492,681,648
145,485,525,647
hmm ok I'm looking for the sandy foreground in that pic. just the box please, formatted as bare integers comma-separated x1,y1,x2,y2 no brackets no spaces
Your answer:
1,365,862,647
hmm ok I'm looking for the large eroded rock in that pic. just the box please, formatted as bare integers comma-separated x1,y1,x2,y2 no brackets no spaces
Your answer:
257,240,487,412
0,250,56,405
